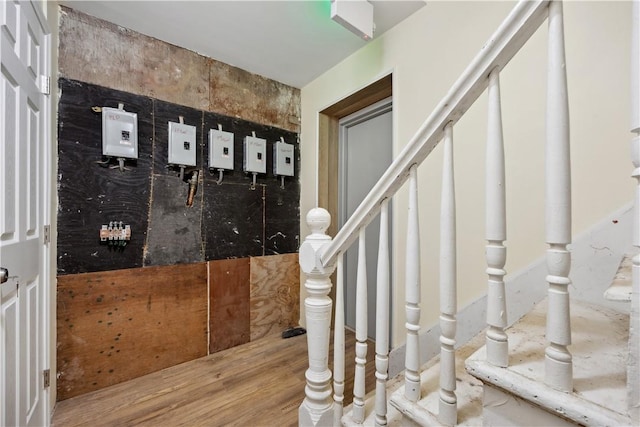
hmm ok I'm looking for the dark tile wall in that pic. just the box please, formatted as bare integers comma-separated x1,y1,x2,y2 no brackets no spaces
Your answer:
57,78,300,275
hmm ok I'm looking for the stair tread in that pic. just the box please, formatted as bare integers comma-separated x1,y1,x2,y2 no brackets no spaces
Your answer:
389,332,486,426
466,298,632,426
342,369,406,426
604,255,632,302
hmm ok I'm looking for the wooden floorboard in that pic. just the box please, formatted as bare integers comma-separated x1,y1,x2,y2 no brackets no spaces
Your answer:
52,329,376,426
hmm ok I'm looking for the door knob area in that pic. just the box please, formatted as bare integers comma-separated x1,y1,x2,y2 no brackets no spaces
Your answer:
0,267,8,284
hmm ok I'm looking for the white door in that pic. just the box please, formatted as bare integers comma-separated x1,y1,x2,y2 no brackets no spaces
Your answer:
1,1,51,426
339,98,392,340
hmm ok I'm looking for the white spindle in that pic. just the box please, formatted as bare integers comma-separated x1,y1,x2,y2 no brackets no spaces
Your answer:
544,0,573,392
405,165,421,402
375,200,390,427
630,0,640,418
333,255,345,426
438,124,457,426
485,68,509,368
352,229,368,422
632,0,640,134
298,208,336,426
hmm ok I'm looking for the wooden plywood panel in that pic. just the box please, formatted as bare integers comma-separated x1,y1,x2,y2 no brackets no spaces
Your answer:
209,59,300,133
250,254,300,341
57,78,153,275
59,7,210,111
209,258,251,353
56,263,208,401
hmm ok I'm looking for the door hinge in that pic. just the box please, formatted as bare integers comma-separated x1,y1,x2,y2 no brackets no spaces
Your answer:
40,75,50,95
43,225,50,245
43,369,50,388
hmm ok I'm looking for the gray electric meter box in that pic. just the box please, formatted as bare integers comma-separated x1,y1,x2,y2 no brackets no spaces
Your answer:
209,129,234,170
243,135,266,174
273,141,294,177
102,107,138,159
168,121,197,167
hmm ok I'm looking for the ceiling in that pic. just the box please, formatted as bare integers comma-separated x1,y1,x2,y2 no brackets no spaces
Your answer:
58,0,426,88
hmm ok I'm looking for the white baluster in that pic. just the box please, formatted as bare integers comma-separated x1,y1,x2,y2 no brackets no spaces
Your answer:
485,68,509,368
375,200,390,427
353,229,368,422
405,165,422,402
439,123,457,426
633,0,640,135
630,0,640,419
333,255,345,426
299,208,336,427
544,0,573,392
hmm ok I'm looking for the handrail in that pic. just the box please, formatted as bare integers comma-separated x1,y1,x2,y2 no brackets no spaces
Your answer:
319,0,550,268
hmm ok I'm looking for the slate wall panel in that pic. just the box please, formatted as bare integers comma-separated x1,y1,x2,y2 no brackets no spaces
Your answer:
202,181,265,260
58,79,300,274
57,78,153,275
144,174,204,266
201,112,300,260
143,101,205,266
264,181,301,256
56,263,208,401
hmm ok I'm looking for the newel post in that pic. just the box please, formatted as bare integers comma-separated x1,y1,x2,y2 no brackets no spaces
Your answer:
299,208,336,427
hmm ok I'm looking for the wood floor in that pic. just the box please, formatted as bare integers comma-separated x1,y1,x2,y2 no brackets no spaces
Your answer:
52,329,376,426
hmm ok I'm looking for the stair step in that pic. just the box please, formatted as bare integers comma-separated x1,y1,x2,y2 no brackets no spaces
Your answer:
466,299,633,426
604,255,632,302
341,372,406,426
389,332,486,426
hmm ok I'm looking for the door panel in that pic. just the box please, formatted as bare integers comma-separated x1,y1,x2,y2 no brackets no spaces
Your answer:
2,285,19,426
339,98,392,340
0,1,50,426
1,68,18,238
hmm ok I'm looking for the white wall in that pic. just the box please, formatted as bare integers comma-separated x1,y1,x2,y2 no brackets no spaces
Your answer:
300,1,632,347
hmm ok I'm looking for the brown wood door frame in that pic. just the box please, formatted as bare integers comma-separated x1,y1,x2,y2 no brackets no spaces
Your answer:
317,74,392,239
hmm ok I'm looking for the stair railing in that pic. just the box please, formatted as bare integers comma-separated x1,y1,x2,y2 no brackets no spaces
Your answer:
298,1,574,425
